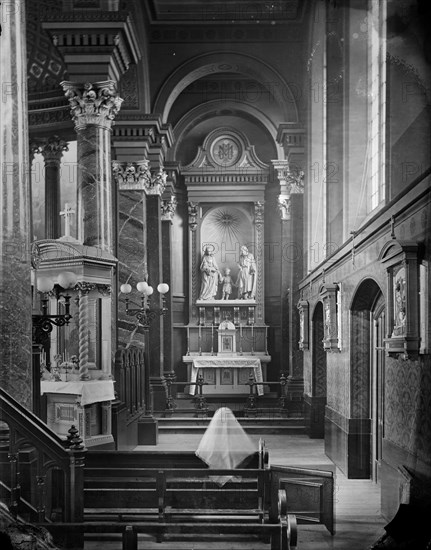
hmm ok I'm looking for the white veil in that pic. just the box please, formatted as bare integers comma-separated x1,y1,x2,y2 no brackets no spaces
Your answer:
195,407,256,486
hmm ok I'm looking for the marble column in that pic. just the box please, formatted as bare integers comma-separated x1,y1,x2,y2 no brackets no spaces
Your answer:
146,175,167,412
61,81,123,253
161,194,177,377
0,0,33,408
112,160,149,349
40,136,68,239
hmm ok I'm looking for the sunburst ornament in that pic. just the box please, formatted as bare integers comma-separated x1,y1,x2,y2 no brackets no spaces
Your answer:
210,208,243,245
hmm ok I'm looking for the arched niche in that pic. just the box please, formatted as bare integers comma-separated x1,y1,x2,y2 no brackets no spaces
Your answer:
199,204,254,300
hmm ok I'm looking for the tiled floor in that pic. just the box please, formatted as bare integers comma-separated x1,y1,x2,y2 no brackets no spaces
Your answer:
87,433,386,549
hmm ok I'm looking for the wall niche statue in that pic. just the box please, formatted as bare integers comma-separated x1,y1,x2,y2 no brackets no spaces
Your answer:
379,239,421,358
198,244,220,301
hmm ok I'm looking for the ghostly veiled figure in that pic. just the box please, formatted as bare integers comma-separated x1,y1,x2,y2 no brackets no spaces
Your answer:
195,407,256,486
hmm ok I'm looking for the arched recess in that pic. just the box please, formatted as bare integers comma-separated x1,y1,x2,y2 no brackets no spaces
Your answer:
153,52,299,123
306,301,327,439
168,99,284,162
349,277,385,479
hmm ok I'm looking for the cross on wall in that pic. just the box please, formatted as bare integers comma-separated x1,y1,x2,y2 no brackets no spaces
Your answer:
60,203,75,238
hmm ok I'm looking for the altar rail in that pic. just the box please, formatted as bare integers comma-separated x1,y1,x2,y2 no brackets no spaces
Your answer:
165,373,289,417
0,387,86,547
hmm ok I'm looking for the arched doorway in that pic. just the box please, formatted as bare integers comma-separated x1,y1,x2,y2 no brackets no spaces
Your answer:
307,301,327,438
350,278,384,479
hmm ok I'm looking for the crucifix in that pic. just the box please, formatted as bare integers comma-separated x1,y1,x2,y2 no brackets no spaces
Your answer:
60,203,75,238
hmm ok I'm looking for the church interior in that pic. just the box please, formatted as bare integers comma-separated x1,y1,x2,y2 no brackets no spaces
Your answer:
1,0,431,548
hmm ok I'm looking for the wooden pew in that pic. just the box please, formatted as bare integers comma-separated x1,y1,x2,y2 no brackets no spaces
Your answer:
38,489,297,550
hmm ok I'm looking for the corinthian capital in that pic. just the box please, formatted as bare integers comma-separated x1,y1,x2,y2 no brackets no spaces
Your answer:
61,80,123,130
112,159,167,195
278,194,291,221
40,136,69,166
161,195,177,222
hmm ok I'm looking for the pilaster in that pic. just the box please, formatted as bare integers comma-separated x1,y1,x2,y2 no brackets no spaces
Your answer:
0,0,33,408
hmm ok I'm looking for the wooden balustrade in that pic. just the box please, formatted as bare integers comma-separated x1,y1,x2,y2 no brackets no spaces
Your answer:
164,374,289,417
112,347,149,449
114,348,147,419
0,387,86,547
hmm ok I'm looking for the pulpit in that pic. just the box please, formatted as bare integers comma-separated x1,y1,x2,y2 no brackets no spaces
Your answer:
41,380,115,448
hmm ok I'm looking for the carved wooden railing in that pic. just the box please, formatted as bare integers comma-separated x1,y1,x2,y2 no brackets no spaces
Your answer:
0,387,86,545
114,348,148,419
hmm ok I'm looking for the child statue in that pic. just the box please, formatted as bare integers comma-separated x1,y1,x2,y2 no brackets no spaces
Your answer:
219,268,233,300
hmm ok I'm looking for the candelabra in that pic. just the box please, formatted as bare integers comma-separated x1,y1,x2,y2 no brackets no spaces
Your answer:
120,280,169,328
32,271,78,345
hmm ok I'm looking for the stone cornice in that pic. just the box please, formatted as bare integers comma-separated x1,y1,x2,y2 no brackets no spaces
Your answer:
184,174,269,185
42,11,142,82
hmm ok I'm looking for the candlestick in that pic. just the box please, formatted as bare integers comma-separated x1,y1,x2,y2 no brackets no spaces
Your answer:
251,325,254,355
211,324,214,355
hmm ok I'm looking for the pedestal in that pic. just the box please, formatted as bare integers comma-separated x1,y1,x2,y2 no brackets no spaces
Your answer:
41,380,115,448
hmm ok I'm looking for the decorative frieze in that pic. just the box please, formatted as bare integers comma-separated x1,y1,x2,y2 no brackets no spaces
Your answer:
61,81,123,130
188,201,199,231
320,283,340,352
297,299,309,350
254,201,264,227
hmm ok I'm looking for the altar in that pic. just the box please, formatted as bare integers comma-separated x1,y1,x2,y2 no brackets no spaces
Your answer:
183,355,270,395
41,380,115,448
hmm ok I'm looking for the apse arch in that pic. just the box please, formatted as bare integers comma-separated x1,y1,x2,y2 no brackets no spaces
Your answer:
153,51,299,123
168,99,284,162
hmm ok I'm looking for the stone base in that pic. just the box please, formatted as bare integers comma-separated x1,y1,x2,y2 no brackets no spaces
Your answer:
138,417,158,445
324,406,371,479
304,394,326,438
286,377,304,416
150,378,168,413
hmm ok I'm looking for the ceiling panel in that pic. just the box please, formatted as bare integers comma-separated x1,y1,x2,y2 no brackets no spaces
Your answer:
149,0,302,22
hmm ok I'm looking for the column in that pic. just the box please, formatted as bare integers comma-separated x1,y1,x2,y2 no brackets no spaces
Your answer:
188,201,199,323
0,0,32,408
146,174,166,412
274,161,305,413
161,194,177,377
40,136,68,239
61,81,123,253
112,160,149,349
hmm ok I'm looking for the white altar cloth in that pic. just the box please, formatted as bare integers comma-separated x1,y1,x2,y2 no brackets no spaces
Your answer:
190,357,264,396
41,380,115,406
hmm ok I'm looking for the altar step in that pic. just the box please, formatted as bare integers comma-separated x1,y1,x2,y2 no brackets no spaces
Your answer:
157,416,306,435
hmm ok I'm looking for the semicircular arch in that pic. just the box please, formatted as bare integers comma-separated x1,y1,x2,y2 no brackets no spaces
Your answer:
168,99,284,161
153,51,298,123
